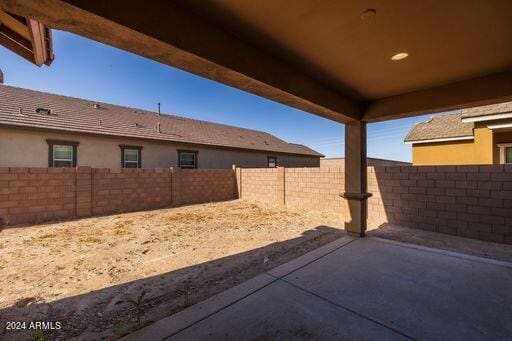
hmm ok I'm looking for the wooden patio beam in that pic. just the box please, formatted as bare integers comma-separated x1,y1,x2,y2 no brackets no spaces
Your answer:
0,9,52,66
0,24,35,64
0,10,30,40
27,19,47,66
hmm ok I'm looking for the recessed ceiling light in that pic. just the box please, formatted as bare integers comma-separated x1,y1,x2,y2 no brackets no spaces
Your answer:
391,52,409,61
360,9,376,20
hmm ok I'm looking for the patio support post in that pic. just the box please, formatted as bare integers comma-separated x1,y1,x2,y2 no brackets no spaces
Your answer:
342,120,372,237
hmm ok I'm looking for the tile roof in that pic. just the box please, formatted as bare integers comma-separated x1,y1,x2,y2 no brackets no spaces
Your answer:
461,101,512,118
405,100,512,143
0,84,322,157
404,113,474,142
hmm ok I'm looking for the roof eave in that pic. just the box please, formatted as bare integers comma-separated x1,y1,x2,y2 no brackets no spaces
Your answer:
404,135,474,145
0,121,321,157
461,111,512,123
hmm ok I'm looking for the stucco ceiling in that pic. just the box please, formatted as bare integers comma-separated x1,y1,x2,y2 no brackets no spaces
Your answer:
183,0,512,100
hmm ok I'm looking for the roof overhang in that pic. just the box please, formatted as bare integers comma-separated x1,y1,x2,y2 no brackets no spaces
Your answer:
461,112,512,123
487,122,512,131
1,1,512,123
0,121,322,158
0,9,53,66
404,136,474,145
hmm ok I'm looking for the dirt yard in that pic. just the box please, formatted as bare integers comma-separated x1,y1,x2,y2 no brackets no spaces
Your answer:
0,200,344,340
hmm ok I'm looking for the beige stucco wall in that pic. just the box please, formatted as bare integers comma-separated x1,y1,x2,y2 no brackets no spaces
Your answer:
0,127,319,168
411,125,496,165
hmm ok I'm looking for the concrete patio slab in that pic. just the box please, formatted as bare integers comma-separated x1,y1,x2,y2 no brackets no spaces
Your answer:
285,238,512,340
123,237,512,340
125,273,277,341
267,235,355,278
168,279,407,340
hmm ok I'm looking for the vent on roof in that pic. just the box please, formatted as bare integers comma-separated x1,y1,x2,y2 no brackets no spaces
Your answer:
93,103,101,109
35,107,55,116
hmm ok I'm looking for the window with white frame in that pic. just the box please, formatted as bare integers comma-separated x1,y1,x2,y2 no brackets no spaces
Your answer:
53,145,73,167
498,143,512,164
120,145,142,168
47,140,79,167
124,149,139,168
178,150,197,168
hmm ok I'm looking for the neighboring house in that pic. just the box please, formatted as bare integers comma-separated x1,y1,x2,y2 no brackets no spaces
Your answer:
405,102,512,165
320,157,410,168
0,84,322,169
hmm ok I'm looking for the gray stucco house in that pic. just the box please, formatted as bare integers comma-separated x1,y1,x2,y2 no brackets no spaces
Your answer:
0,84,322,169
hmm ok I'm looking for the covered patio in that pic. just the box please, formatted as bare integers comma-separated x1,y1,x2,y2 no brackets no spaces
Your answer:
1,0,512,339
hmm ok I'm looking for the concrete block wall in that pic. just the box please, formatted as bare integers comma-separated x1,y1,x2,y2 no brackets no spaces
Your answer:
239,165,512,244
368,165,512,244
0,167,237,226
0,167,76,225
238,167,344,212
176,168,237,205
239,168,282,204
91,168,173,215
3,164,510,244
284,167,344,212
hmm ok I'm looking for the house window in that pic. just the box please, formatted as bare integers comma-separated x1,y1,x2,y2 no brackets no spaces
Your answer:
120,145,142,168
506,147,512,164
53,145,73,167
498,144,512,164
267,156,277,168
178,150,197,168
47,140,79,167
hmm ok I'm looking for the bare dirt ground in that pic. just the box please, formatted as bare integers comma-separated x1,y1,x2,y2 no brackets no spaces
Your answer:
0,200,344,340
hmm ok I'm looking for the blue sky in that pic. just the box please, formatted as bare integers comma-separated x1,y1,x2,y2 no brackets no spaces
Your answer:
0,31,437,161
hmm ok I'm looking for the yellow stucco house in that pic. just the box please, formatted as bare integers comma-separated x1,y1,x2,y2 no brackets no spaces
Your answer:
405,102,512,165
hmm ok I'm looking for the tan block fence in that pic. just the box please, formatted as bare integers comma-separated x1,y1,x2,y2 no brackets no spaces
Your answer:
236,167,344,212
236,165,512,244
0,165,511,244
367,165,512,244
0,167,235,226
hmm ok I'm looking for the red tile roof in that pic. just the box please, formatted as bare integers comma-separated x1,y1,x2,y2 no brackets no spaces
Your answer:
0,84,322,157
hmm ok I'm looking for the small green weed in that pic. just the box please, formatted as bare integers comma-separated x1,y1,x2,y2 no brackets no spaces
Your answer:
128,290,148,328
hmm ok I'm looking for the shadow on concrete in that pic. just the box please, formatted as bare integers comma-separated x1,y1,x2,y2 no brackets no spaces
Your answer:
368,223,512,263
0,225,344,340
